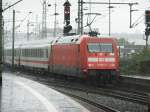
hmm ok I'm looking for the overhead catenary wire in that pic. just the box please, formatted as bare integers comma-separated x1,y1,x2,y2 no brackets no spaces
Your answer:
131,14,144,28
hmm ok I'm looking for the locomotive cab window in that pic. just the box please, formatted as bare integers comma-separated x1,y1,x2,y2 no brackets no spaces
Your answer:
88,43,100,53
88,43,113,53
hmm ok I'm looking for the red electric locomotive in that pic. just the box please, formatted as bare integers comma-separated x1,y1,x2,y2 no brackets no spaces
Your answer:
50,35,119,80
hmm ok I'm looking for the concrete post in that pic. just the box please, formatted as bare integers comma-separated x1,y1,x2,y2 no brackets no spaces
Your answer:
12,10,15,71
0,0,3,85
148,94,150,112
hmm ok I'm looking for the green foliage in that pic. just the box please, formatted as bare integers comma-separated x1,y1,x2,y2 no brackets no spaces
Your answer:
120,49,150,75
117,38,131,46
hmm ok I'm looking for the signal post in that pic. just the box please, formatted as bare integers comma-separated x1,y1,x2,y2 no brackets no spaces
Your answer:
63,0,72,35
0,0,2,85
148,94,150,112
145,10,150,50
0,0,23,86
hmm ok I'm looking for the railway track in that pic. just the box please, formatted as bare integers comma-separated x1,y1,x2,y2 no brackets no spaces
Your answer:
16,71,149,104
5,68,149,112
36,77,148,106
55,87,120,112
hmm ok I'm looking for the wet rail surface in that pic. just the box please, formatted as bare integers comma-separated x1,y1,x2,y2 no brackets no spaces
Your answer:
13,70,149,112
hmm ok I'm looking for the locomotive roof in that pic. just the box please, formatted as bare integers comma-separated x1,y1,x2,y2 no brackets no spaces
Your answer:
53,35,81,44
53,35,117,44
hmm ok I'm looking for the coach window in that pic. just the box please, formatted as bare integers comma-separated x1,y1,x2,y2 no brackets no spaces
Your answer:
34,49,36,57
37,49,39,57
31,49,33,57
29,49,31,57
40,49,42,57
24,49,26,57
41,49,43,57
46,48,48,58
22,49,23,56
7,50,8,56
24,49,25,57
35,49,37,57
29,49,30,57
42,49,44,57
10,50,12,56
42,49,43,57
39,49,41,57
9,50,11,56
36,49,38,57
27,49,29,57
14,50,16,56
30,49,32,57
41,49,42,57
32,49,34,57
15,49,17,56
28,49,30,57
38,49,40,57
15,49,18,56
25,49,27,57
33,49,35,57
22,49,24,57
23,49,24,57
26,49,27,57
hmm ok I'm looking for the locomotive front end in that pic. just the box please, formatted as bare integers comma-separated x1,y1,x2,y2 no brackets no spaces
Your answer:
82,37,119,81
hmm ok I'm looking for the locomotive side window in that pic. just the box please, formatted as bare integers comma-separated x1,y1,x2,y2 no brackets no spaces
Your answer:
88,43,113,53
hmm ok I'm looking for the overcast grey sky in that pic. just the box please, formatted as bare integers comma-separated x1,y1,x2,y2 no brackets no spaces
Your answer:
3,0,150,35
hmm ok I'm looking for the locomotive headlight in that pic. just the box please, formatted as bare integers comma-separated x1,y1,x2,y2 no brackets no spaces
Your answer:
88,64,94,67
109,53,114,56
83,69,87,73
111,64,115,67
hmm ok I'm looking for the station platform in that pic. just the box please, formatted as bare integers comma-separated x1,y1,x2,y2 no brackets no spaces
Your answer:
120,74,150,87
1,72,90,112
121,75,150,80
